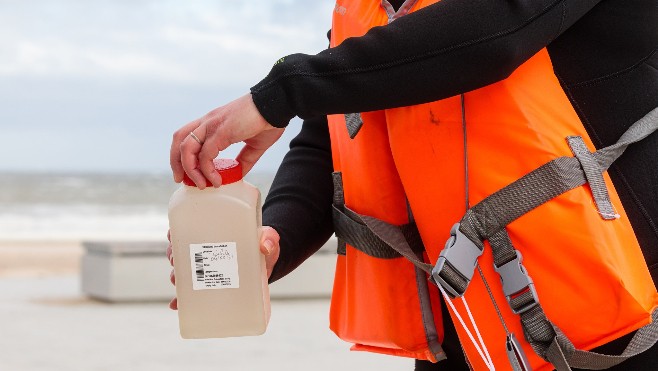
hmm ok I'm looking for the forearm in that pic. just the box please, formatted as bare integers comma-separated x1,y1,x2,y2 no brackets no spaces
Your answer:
251,0,602,127
262,115,334,283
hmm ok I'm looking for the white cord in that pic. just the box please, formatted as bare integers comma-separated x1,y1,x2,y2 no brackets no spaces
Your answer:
438,284,495,371
462,294,495,368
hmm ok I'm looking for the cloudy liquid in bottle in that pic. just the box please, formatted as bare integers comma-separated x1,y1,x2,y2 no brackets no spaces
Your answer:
168,159,269,338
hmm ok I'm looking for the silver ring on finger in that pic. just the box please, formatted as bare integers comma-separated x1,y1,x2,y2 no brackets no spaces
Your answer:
189,132,203,145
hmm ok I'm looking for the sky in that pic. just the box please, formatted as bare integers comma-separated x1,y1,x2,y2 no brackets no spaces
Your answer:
0,0,335,174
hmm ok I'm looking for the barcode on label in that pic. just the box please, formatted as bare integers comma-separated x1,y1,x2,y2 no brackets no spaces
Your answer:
194,252,204,282
189,243,239,290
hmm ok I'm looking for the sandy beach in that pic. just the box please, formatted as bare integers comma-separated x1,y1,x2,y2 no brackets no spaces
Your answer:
0,241,412,371
0,240,83,278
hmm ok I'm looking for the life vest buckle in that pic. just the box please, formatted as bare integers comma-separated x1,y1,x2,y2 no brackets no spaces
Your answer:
494,251,539,314
431,223,483,298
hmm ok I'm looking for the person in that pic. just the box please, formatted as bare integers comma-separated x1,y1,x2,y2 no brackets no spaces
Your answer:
168,0,658,369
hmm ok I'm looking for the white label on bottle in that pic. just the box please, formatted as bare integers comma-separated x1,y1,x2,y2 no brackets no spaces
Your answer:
189,243,239,290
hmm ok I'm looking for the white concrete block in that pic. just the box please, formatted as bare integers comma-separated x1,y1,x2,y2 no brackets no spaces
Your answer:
81,238,339,302
81,241,173,302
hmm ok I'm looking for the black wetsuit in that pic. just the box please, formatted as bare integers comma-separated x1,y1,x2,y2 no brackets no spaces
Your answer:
253,0,658,369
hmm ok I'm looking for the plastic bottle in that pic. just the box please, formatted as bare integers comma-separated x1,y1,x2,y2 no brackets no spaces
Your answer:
168,159,270,338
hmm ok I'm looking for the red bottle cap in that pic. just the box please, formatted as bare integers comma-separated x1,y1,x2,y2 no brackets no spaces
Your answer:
182,159,243,187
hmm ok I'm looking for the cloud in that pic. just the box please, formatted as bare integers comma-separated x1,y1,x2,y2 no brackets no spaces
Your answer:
0,40,196,83
0,0,332,173
0,0,333,86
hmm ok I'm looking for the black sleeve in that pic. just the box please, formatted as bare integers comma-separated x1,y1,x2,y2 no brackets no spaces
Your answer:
251,0,603,128
262,115,334,283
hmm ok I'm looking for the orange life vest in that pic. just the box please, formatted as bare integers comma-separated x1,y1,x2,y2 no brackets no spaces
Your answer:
327,1,658,370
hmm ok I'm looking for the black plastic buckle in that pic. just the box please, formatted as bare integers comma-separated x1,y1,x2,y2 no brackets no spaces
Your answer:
493,251,539,314
431,223,483,297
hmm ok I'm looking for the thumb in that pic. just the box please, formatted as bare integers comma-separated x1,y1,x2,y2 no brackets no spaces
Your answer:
259,226,280,279
259,226,280,255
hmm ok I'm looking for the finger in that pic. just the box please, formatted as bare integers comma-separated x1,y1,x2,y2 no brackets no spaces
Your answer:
170,269,176,285
167,244,173,266
170,121,200,183
236,128,284,176
166,230,174,264
180,127,208,189
236,145,267,176
169,297,178,310
198,141,222,188
170,133,185,183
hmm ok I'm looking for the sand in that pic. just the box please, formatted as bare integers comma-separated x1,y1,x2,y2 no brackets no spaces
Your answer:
0,240,84,277
0,240,413,371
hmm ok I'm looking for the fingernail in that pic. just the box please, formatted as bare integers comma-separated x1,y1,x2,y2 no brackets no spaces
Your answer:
194,177,206,190
263,240,274,255
211,174,223,188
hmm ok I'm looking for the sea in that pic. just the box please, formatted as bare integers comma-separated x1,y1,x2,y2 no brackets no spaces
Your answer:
0,172,274,241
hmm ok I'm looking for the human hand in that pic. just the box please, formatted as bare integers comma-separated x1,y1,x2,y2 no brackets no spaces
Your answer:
167,226,281,310
170,93,285,189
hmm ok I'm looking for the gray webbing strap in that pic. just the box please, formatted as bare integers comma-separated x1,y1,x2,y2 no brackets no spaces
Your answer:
333,172,346,207
459,155,587,248
360,215,434,274
333,205,405,258
332,172,424,258
537,308,658,370
567,136,617,220
546,337,573,371
435,260,470,296
349,216,446,361
459,106,658,248
567,309,658,369
415,265,448,361
593,107,658,170
488,229,540,315
333,172,347,255
452,107,658,369
520,305,575,366
487,229,575,366
345,113,364,139
331,174,446,362
489,228,518,267
487,226,658,370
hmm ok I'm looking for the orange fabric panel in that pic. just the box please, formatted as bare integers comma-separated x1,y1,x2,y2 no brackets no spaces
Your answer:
329,0,658,369
387,48,658,370
331,0,389,48
330,249,435,354
328,109,444,361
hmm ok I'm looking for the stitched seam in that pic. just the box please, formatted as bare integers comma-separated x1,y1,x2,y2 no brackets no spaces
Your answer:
557,1,567,37
646,57,658,73
252,0,566,93
562,84,606,146
566,49,658,88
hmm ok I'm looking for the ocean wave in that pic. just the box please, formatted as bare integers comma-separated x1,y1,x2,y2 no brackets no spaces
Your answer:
0,171,274,241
